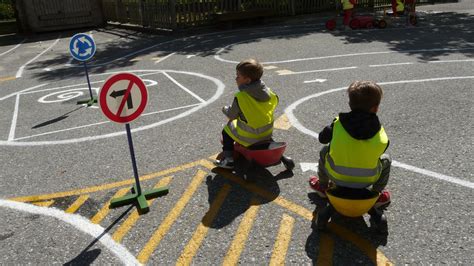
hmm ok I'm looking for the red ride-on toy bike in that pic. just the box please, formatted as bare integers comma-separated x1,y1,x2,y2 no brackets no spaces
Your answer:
326,13,388,31
218,140,295,179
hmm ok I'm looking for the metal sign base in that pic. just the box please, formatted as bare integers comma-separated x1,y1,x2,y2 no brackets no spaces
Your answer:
76,97,97,106
108,123,168,214
110,184,169,214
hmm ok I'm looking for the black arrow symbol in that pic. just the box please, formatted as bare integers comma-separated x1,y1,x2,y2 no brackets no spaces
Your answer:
110,89,133,109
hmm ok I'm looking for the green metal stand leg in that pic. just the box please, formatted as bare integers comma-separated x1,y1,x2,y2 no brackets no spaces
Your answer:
76,97,97,106
110,186,169,214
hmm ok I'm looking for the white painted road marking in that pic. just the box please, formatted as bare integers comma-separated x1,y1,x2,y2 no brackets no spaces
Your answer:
16,37,60,78
304,79,327,84
285,76,474,189
0,199,141,266
0,70,224,146
0,38,26,57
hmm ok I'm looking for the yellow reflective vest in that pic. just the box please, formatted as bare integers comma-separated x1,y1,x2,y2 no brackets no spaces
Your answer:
224,89,278,147
341,0,354,10
325,117,389,188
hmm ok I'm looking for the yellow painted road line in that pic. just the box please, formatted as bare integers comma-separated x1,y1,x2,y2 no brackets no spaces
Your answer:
137,169,207,264
112,176,173,243
201,161,313,220
65,195,89,214
316,233,335,266
90,187,130,224
0,76,15,82
222,198,260,266
269,214,296,266
328,223,393,266
274,114,292,130
32,200,54,207
201,160,393,265
11,159,205,203
176,184,232,266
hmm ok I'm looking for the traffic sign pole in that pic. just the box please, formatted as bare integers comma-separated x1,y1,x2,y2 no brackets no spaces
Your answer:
102,73,168,214
109,123,169,214
76,61,97,106
69,33,97,106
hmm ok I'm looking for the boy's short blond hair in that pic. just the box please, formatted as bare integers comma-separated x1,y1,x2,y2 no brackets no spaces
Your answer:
347,80,383,112
236,59,263,82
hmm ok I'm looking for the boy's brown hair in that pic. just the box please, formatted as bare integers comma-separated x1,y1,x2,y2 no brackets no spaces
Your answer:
347,80,383,112
236,59,264,82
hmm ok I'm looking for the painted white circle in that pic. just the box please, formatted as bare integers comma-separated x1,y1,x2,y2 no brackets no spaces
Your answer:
2,70,225,146
285,76,474,139
38,88,100,103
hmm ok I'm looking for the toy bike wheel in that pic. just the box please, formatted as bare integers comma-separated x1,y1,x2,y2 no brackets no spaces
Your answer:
349,18,360,29
378,19,387,29
316,205,333,231
325,19,337,31
409,15,417,26
281,156,295,171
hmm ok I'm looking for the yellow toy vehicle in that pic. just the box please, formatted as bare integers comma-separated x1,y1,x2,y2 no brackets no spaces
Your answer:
316,187,389,232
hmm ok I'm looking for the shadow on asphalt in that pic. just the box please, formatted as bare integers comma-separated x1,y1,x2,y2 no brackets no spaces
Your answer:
305,192,388,264
0,8,470,83
205,159,292,229
32,106,85,129
63,205,133,265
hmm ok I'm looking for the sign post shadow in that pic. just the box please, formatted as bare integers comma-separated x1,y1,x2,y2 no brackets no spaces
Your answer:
100,73,169,214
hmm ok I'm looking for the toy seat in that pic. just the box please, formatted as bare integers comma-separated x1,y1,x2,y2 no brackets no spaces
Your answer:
234,141,286,167
326,187,379,217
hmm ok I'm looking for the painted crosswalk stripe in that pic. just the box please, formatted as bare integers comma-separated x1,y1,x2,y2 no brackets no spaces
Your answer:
176,184,232,266
137,169,207,264
65,195,89,214
32,200,54,207
112,176,172,242
269,214,295,266
90,187,130,224
222,198,260,265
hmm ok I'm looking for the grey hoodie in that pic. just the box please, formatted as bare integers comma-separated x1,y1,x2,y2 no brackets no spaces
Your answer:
222,80,272,122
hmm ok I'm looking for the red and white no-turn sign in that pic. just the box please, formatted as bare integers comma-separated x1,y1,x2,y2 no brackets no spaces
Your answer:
99,73,148,123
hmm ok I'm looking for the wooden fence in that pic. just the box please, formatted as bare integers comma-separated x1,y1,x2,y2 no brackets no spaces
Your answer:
101,0,453,30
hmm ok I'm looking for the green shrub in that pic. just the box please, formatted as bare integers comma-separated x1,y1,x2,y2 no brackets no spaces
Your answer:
0,3,14,20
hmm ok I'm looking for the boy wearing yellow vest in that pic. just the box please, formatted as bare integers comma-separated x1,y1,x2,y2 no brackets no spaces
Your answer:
341,0,357,30
309,80,391,208
214,59,279,169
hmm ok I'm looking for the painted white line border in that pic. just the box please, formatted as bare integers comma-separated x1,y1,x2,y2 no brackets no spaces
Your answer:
16,37,61,78
0,199,141,266
215,47,474,65
0,38,26,57
0,70,225,146
8,94,20,141
162,72,206,103
285,76,474,189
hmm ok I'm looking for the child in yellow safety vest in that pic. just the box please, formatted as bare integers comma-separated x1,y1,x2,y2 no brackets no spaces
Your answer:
214,59,279,169
309,81,391,209
341,0,357,29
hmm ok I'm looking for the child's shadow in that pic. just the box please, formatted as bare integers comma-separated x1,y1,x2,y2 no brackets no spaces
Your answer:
305,192,389,264
204,164,293,229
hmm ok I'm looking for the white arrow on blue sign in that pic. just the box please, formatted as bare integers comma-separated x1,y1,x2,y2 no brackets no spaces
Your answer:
69,33,96,61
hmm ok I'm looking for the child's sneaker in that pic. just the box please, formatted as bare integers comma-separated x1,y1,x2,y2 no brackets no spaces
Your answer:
309,176,327,198
374,189,391,209
214,157,234,169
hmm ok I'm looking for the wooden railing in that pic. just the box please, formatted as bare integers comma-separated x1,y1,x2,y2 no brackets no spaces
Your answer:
101,0,456,30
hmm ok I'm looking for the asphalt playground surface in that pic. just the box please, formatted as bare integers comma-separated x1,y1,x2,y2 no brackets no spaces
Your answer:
0,1,473,265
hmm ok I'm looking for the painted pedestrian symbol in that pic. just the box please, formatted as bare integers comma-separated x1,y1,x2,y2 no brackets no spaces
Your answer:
99,73,148,124
99,72,168,214
69,33,96,62
69,33,97,106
